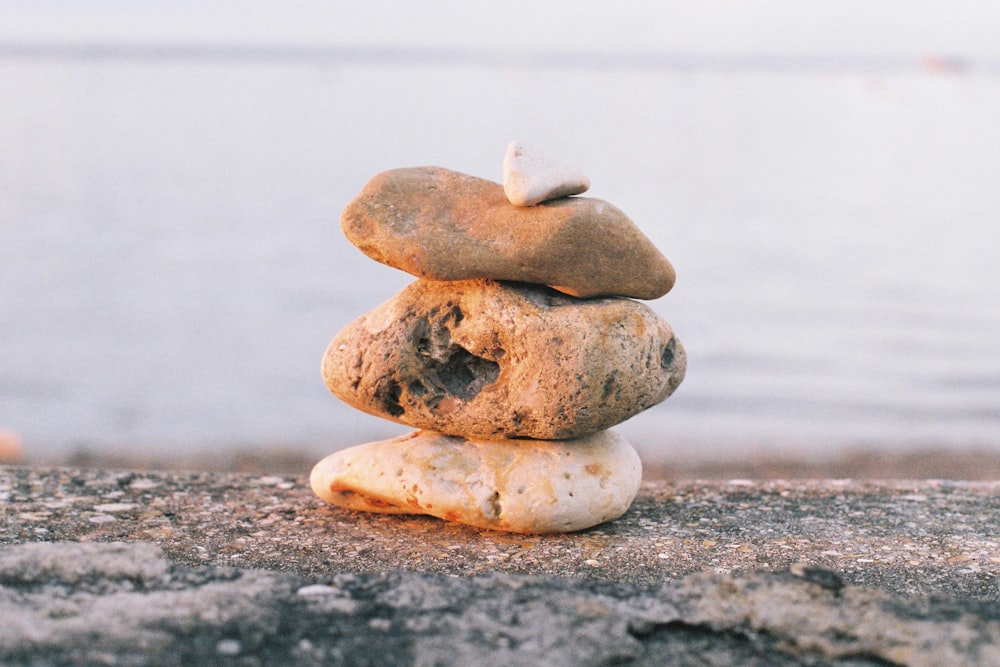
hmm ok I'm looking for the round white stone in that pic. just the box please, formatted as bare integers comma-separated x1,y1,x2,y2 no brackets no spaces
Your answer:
310,430,642,534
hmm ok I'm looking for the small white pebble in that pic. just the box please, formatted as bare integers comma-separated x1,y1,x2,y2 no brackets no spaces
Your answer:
368,618,392,631
502,141,589,206
93,503,137,513
296,584,339,596
88,514,118,524
256,476,284,486
584,559,600,567
216,639,242,656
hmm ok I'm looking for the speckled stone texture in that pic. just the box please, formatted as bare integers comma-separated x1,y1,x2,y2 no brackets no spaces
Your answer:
2,468,999,666
340,166,675,299
310,430,642,533
3,468,997,597
322,279,686,439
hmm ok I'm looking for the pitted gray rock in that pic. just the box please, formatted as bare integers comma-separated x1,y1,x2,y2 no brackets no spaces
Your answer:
322,279,686,439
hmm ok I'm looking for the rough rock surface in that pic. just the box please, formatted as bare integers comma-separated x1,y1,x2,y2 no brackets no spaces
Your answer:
310,430,642,533
1,541,997,667
4,468,998,665
502,140,590,206
341,166,675,299
322,279,686,439
4,468,996,598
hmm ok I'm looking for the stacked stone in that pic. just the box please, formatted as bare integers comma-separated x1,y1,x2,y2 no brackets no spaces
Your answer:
311,143,686,534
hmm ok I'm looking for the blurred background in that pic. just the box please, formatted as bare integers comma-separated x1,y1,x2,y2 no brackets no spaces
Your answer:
2,1,999,476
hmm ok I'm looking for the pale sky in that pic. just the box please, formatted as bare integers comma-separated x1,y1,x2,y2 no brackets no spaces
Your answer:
3,0,1000,61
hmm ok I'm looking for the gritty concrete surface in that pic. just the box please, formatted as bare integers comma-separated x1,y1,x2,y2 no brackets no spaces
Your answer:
3,467,996,598
2,541,997,667
1,466,998,665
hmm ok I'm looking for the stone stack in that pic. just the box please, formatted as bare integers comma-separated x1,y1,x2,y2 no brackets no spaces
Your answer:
311,143,686,533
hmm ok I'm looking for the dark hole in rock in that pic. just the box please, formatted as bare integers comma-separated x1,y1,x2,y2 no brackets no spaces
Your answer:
601,372,618,400
426,345,500,401
416,337,431,357
661,339,676,368
412,317,434,357
375,379,405,417
486,491,501,518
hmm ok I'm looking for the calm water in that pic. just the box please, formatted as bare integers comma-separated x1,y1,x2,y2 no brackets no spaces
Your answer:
2,49,999,464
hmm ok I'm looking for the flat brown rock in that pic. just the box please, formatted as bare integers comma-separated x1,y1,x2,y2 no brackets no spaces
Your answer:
341,166,675,299
322,279,686,439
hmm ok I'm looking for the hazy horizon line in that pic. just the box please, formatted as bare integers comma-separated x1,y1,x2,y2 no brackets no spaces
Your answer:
1,41,995,75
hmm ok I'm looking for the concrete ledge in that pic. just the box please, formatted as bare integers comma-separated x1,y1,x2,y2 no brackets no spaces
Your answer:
2,467,998,665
